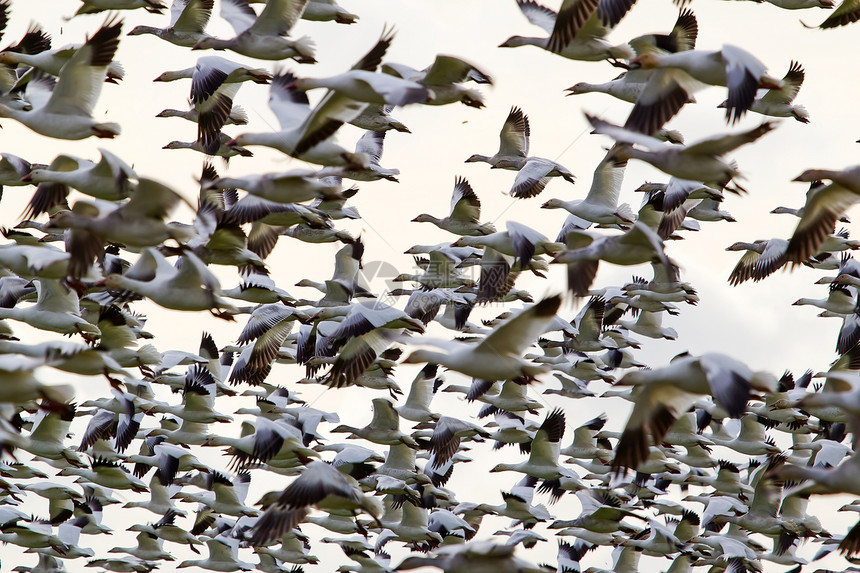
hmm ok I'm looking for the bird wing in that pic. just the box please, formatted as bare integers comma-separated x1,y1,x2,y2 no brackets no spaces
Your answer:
786,182,860,264
816,0,860,28
584,150,626,209
44,18,122,117
759,60,804,106
219,0,258,35
683,121,774,157
119,178,186,219
173,0,214,32
449,176,481,221
354,130,386,163
499,106,530,158
587,113,668,151
477,294,562,357
516,0,557,34
547,0,600,53
249,0,308,36
625,69,697,135
509,159,553,199
423,55,491,86
295,87,368,156
527,408,565,466
267,71,311,131
699,354,751,418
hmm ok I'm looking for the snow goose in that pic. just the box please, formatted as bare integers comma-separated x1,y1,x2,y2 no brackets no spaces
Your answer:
587,114,776,184
624,44,783,132
0,18,123,139
318,130,401,182
610,352,777,473
349,103,410,133
452,220,562,268
293,66,432,107
404,294,562,382
719,60,809,123
228,69,368,167
495,156,577,199
394,257,475,296
541,150,632,226
178,535,254,571
101,248,236,317
725,238,789,285
5,281,98,343
126,510,203,553
500,0,634,62
127,0,215,47
254,530,319,566
465,106,529,167
553,221,676,297
792,282,856,315
0,29,125,84
784,165,860,265
154,54,271,84
156,102,248,126
426,415,492,468
250,461,383,545
163,131,255,159
227,303,309,385
60,458,149,492
108,530,174,562
182,57,261,154
464,107,574,197
45,178,191,277
202,417,312,471
382,54,492,108
25,148,136,203
396,363,441,422
375,500,444,550
192,0,316,63
566,71,650,103
331,397,419,447
0,153,38,189
411,176,496,236
570,10,698,127
173,469,259,517
223,270,296,304
490,408,576,497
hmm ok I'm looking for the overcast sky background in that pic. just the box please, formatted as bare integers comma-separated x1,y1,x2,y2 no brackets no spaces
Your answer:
2,0,860,571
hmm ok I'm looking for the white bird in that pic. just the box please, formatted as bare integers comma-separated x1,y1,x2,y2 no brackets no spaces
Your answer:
587,114,776,184
382,54,492,108
404,294,562,381
500,0,634,62
610,352,777,473
719,60,809,123
465,105,529,167
784,165,860,265
541,150,632,226
0,18,123,139
192,0,316,62
250,461,383,545
624,44,784,132
101,248,236,317
553,221,676,297
127,0,216,47
411,176,496,236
